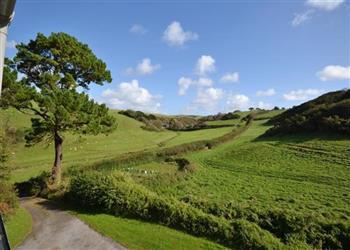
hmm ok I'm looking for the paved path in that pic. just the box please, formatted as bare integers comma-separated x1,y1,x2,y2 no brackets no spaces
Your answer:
17,198,126,250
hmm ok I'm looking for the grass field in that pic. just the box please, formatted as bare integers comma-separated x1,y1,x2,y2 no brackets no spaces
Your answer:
161,126,235,147
102,118,350,248
4,207,32,249
73,212,227,250
118,120,349,218
3,108,350,249
1,109,235,183
146,120,350,219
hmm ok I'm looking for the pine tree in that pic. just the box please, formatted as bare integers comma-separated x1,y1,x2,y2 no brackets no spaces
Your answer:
1,32,116,184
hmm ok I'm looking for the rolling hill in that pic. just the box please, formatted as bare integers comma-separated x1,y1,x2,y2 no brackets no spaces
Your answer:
2,97,350,249
266,89,350,135
0,108,235,182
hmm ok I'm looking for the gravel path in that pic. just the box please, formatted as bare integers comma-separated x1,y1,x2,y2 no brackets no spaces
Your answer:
17,198,126,250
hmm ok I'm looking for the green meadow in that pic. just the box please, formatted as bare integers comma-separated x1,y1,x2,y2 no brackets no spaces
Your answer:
3,108,350,249
87,116,349,249
1,109,234,183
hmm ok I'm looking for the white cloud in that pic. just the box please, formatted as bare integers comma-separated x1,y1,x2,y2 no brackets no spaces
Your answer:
226,94,250,111
177,77,213,95
197,77,213,87
194,87,224,110
163,21,198,46
220,72,239,83
283,89,322,101
125,58,160,76
306,0,345,11
196,55,215,76
291,9,314,27
101,80,161,112
256,88,276,96
129,24,147,35
316,65,350,81
6,40,17,49
257,101,273,110
178,77,194,96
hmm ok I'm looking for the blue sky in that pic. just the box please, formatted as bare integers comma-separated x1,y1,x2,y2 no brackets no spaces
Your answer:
5,0,350,115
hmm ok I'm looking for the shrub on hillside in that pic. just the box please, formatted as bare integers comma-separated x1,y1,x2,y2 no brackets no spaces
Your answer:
266,90,350,135
175,158,196,172
68,171,284,249
119,109,237,132
200,112,241,122
0,126,18,216
0,182,17,216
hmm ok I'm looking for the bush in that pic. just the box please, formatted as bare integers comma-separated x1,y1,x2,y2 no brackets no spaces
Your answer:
0,125,17,216
266,90,350,135
200,112,241,122
68,171,284,249
175,158,189,167
0,181,17,216
175,158,196,172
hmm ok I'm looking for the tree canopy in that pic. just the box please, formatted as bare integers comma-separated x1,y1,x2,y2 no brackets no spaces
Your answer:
1,32,117,183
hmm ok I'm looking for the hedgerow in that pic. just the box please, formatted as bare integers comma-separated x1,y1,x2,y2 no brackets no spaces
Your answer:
82,119,252,173
183,198,350,249
68,171,285,249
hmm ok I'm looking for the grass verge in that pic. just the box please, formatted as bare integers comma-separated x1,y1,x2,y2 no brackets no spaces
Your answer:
73,212,228,250
5,207,32,248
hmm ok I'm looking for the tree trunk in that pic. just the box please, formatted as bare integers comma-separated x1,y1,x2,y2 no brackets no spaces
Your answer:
51,132,63,184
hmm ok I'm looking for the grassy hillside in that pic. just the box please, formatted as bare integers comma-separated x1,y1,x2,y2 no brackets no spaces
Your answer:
267,89,350,135
124,119,349,217
155,120,350,216
0,109,238,182
94,117,350,249
3,107,350,249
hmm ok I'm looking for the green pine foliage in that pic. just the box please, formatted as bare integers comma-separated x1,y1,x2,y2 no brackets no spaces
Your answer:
0,32,117,182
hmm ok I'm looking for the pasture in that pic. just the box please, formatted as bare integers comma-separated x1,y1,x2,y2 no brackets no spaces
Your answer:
1,109,236,183
3,108,350,249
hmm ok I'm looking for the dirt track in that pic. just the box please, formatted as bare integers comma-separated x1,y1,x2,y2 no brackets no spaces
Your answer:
17,198,126,250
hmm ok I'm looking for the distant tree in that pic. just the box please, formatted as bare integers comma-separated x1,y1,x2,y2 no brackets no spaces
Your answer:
249,107,254,111
1,33,116,184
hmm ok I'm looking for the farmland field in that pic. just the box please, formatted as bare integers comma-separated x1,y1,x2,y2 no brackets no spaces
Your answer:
88,117,350,249
147,120,350,217
1,109,235,183
3,108,350,249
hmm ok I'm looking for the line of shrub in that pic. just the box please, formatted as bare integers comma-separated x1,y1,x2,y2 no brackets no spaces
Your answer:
166,123,237,131
157,120,251,157
84,119,252,173
67,171,286,249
